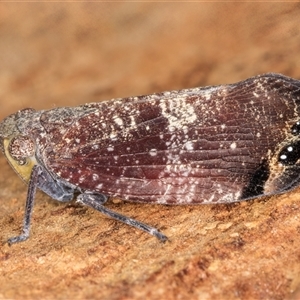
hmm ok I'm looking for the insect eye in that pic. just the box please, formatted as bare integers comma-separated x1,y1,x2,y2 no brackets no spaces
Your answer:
278,141,300,165
291,121,300,135
8,136,35,164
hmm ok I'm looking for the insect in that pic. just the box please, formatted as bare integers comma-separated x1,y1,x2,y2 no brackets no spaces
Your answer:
1,73,300,244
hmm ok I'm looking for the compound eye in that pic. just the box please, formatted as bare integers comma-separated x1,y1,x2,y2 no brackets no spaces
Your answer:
278,141,300,166
8,136,35,165
291,121,300,135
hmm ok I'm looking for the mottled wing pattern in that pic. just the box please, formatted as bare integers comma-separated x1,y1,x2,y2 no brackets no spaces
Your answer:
41,74,300,204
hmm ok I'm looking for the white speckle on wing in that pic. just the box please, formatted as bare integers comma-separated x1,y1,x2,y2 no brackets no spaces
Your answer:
114,117,124,126
184,141,194,151
230,142,237,150
149,149,158,156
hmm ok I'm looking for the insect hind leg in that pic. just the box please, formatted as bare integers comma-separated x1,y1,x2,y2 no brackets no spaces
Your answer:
76,191,168,242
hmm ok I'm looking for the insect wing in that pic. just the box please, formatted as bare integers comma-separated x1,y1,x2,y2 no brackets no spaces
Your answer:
40,74,300,204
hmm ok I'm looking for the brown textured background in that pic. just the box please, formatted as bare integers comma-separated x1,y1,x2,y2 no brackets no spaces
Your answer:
1,3,300,300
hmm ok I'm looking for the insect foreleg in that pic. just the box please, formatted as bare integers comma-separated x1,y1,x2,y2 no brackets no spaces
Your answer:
7,165,75,245
8,165,41,245
77,192,168,242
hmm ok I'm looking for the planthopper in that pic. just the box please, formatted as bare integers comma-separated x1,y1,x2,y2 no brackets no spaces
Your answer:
1,73,300,244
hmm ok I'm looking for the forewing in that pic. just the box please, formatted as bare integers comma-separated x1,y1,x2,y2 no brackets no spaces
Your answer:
41,74,300,204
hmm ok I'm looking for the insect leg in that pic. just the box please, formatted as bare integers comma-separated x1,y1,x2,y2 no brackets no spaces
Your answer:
77,192,168,242
7,165,41,245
